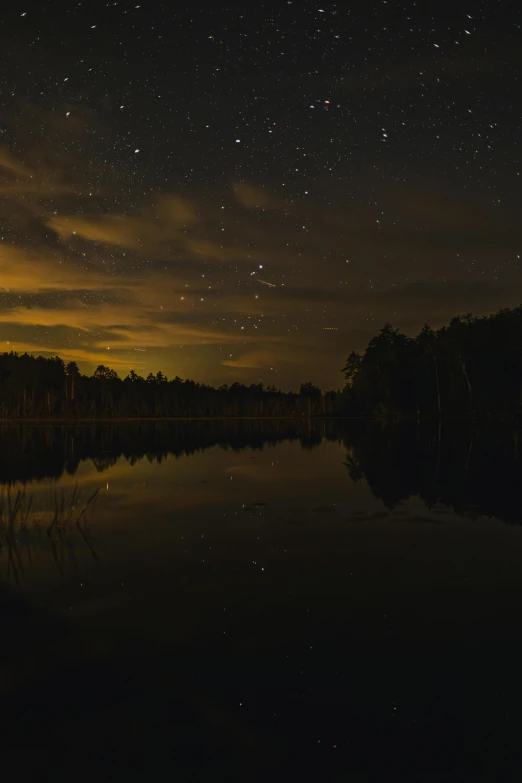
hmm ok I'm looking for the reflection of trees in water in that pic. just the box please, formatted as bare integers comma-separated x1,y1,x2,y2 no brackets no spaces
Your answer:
0,420,327,484
2,419,522,525
0,486,99,586
340,420,522,524
91,456,119,473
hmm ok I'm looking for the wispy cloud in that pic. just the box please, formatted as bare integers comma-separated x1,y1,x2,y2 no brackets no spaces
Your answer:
48,194,199,251
233,181,285,210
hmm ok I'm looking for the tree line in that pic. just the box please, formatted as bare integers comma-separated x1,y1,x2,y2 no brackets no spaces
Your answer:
1,304,522,419
0,353,337,418
343,306,522,418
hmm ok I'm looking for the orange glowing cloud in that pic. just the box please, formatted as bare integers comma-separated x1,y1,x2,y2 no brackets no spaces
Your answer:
48,194,199,250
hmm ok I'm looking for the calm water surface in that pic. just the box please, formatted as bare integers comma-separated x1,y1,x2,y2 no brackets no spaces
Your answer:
2,420,522,781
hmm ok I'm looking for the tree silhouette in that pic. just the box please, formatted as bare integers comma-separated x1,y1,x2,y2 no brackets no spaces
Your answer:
341,305,522,419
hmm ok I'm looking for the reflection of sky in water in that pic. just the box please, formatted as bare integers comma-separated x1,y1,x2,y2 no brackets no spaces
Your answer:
6,437,447,545
5,436,522,630
3,440,381,587
13,439,381,522
3,428,522,780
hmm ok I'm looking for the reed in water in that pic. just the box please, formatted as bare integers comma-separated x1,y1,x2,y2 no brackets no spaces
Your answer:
0,485,99,585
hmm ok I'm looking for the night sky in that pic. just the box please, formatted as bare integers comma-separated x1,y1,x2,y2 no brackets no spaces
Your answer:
0,1,520,389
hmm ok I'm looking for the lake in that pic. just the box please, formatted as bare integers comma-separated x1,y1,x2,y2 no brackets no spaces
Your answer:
1,419,522,781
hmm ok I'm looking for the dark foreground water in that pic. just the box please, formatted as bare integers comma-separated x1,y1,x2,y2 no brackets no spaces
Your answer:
1,419,522,781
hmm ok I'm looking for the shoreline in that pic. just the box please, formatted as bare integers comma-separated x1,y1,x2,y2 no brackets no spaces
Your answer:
0,415,360,424
0,414,518,426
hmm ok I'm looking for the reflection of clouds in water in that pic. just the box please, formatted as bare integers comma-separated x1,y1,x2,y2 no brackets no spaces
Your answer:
227,463,283,482
2,421,521,526
0,437,377,562
1,421,324,485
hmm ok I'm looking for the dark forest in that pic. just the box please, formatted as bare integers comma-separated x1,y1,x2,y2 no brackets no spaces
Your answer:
1,306,522,419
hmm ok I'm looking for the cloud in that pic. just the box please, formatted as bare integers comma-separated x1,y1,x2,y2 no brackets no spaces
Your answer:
0,289,126,311
48,194,199,251
233,182,285,210
184,238,225,261
0,243,140,297
182,237,282,265
222,348,291,370
0,143,80,197
0,146,33,179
